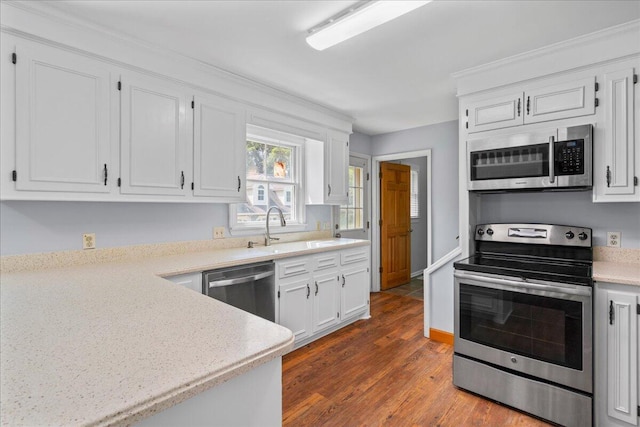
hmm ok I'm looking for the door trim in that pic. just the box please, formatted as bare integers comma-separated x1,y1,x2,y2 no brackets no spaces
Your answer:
371,149,432,292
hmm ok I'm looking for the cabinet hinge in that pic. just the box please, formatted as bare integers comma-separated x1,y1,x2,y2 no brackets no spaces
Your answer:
594,98,599,107
191,100,194,109
637,303,639,315
191,182,194,190
117,178,121,187
117,81,121,91
337,312,340,318
11,53,16,64
465,122,468,129
634,176,638,186
277,290,280,298
11,170,17,182
465,109,468,117
379,171,382,179
594,82,599,92
378,219,382,226
366,221,370,229
346,141,349,147
366,172,370,181
634,74,638,84
379,266,383,273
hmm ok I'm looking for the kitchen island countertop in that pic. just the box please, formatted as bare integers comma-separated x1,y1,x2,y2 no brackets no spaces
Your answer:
0,237,369,426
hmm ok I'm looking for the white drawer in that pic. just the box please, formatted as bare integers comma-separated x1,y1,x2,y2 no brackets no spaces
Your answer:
277,257,311,279
314,253,339,271
341,248,369,266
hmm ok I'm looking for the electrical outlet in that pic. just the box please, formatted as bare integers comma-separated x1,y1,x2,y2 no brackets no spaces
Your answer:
607,232,621,248
316,221,321,231
213,227,225,239
83,233,96,250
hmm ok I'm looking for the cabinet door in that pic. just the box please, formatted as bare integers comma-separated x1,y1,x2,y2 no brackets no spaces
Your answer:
120,72,190,196
15,44,112,193
341,264,369,320
312,272,340,333
193,93,246,200
279,278,312,342
597,68,639,201
465,92,523,133
165,272,203,293
325,132,349,204
524,76,596,124
607,291,638,425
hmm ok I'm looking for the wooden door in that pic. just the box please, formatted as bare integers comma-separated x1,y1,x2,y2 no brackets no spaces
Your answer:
380,162,411,290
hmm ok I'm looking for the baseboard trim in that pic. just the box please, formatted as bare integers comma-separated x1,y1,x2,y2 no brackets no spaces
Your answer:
429,328,454,345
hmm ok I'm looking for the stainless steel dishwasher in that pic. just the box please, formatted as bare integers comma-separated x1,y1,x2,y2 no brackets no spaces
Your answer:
202,261,275,322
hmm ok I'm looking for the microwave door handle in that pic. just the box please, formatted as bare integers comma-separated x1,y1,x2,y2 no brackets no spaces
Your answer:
549,135,555,184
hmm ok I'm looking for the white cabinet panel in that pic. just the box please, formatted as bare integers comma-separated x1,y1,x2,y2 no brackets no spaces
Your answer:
341,265,369,320
165,272,203,293
594,67,639,202
466,92,523,133
607,290,638,425
278,278,312,342
312,272,340,333
15,44,112,193
524,77,596,124
120,72,190,196
193,93,246,200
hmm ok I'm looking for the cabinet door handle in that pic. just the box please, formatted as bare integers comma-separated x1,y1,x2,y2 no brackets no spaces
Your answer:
609,300,614,325
328,184,332,196
315,281,318,296
606,166,611,187
517,98,521,117
103,164,108,186
548,136,555,184
306,284,310,299
180,171,185,189
526,96,530,115
237,176,241,192
342,275,345,287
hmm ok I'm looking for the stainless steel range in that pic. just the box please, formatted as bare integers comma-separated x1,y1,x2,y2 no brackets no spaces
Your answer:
453,223,593,427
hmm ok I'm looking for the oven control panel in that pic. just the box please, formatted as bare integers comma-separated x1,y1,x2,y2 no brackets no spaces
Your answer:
555,139,585,175
475,223,591,247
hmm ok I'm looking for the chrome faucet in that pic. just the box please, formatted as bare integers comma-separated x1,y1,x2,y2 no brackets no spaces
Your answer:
265,206,286,246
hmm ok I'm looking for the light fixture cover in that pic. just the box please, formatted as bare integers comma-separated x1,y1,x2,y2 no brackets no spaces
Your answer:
306,1,431,51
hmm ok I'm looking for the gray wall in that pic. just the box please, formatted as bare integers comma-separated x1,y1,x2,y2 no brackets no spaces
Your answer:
372,120,459,261
479,191,640,248
349,131,372,155
395,156,429,275
0,201,331,255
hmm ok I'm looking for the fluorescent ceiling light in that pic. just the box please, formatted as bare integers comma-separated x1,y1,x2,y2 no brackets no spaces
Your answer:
306,1,431,51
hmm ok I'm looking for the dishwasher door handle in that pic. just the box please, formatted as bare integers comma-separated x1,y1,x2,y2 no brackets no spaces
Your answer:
208,270,274,288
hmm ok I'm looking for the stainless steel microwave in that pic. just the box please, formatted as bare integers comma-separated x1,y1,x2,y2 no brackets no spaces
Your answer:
467,124,592,192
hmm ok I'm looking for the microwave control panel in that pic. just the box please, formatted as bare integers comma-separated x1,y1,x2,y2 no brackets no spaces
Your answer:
555,139,584,175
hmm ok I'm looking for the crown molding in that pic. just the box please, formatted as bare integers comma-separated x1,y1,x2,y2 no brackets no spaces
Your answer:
1,0,354,131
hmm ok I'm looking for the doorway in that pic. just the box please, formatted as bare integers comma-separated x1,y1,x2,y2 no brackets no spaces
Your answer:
371,150,432,293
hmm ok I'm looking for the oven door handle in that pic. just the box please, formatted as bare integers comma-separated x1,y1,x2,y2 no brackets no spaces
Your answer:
454,271,591,297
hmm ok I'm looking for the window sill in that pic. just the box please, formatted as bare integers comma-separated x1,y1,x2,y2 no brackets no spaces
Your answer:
229,223,308,237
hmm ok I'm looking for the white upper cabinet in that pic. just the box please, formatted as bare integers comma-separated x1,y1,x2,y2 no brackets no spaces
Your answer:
466,92,523,133
119,72,191,197
14,43,112,193
465,77,596,133
325,131,350,204
594,66,639,202
524,77,596,124
193,93,246,201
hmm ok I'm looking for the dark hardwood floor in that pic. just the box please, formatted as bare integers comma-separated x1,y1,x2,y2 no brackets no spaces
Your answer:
282,292,551,427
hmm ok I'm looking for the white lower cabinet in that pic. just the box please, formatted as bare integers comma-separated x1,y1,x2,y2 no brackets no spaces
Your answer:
277,246,370,347
595,281,639,426
165,272,203,294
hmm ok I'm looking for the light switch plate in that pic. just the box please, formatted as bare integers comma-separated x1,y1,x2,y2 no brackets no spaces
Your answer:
607,232,621,248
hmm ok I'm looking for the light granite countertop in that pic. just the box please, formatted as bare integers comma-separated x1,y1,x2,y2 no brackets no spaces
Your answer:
593,246,640,287
0,238,369,426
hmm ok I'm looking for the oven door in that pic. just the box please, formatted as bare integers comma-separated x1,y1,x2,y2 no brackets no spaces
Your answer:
454,270,592,393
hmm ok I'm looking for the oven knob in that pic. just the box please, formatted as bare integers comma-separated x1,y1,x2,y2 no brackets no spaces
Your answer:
477,229,484,236
486,228,494,236
565,231,574,239
578,232,588,241
510,356,517,364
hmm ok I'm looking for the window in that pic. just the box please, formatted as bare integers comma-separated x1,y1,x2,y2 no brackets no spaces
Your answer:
410,168,419,219
339,165,364,230
230,126,305,232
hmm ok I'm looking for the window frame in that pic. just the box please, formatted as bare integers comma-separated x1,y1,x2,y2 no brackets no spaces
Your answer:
229,126,306,235
410,167,419,220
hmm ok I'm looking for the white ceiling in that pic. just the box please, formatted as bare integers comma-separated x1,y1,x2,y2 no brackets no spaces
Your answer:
44,1,640,135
